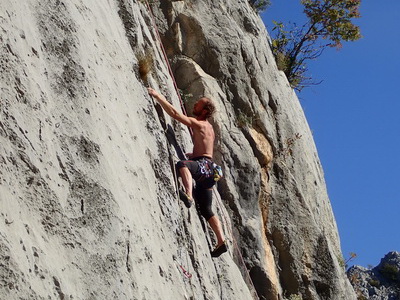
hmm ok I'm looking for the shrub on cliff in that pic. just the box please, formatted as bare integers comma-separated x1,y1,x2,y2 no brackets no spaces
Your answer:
271,0,362,91
248,0,271,12
380,263,399,282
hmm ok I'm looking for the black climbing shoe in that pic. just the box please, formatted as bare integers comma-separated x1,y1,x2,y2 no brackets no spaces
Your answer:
179,190,193,208
211,241,228,258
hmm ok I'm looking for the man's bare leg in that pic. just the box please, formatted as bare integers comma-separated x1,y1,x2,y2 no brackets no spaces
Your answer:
208,215,225,246
179,167,193,200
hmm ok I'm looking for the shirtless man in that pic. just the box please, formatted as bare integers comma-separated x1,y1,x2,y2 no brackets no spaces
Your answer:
148,88,227,257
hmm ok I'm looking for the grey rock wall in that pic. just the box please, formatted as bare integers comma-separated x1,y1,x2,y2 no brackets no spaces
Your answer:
152,1,356,299
0,0,355,299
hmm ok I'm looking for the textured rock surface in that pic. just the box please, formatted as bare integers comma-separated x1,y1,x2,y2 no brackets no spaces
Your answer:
348,252,400,300
0,0,355,299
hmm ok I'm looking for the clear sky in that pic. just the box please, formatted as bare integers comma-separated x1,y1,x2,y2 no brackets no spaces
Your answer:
261,1,400,269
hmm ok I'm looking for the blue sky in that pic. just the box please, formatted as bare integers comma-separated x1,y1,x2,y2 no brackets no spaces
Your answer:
261,1,400,268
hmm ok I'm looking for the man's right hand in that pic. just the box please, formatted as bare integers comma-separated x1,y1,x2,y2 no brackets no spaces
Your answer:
147,88,159,98
146,87,198,129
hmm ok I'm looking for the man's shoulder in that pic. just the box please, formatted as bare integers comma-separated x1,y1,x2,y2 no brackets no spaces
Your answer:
193,120,214,132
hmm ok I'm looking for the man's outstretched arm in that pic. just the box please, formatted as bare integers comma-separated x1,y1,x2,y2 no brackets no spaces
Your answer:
148,88,198,128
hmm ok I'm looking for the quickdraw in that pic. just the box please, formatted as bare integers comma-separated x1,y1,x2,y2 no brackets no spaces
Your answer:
179,264,193,279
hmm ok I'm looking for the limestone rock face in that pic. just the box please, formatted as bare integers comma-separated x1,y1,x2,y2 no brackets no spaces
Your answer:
0,0,355,299
348,252,400,300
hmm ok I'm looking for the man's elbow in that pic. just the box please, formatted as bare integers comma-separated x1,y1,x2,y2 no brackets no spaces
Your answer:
168,109,180,120
172,112,190,126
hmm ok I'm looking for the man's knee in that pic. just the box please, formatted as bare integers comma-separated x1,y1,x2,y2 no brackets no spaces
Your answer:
195,188,214,220
203,210,215,221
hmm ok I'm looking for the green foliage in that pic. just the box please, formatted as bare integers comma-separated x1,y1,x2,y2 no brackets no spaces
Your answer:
271,21,316,91
368,279,380,287
380,263,399,281
338,252,357,269
338,255,345,269
271,0,361,91
236,109,255,128
138,0,155,4
287,294,303,300
248,0,271,12
178,89,193,103
302,0,361,47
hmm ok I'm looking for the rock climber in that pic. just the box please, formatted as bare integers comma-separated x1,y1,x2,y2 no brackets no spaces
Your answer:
148,88,227,257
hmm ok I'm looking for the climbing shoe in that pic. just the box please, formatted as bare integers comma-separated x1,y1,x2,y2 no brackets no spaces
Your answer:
211,241,228,258
179,190,193,208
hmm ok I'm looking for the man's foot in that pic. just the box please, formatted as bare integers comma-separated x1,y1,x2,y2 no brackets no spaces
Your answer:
179,190,193,208
211,241,228,258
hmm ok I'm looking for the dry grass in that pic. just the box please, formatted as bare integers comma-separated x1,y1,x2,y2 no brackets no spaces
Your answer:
137,51,154,83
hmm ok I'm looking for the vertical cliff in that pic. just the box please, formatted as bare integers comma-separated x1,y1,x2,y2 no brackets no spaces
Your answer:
0,0,355,299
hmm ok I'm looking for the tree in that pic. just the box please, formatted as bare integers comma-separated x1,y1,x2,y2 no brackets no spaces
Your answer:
271,0,362,91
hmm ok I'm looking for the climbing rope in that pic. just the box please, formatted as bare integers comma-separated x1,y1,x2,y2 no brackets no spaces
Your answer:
143,0,193,136
143,1,258,298
213,188,259,300
142,0,195,282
